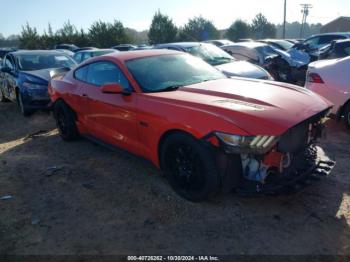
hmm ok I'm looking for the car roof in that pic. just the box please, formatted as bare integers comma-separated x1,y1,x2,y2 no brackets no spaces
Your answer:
307,32,350,38
260,39,288,43
84,49,183,63
10,50,71,56
75,49,116,54
156,42,201,49
113,44,136,47
223,42,267,48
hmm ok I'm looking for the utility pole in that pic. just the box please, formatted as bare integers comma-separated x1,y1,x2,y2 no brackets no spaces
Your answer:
283,0,287,39
299,4,312,38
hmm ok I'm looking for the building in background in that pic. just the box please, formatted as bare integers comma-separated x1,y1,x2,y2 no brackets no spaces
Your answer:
321,17,350,33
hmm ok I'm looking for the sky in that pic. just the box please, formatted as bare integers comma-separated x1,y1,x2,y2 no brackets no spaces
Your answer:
0,0,350,37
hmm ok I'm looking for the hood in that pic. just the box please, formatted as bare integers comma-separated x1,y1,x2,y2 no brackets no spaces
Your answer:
215,61,270,79
21,67,73,83
146,78,332,136
21,69,53,83
273,47,310,67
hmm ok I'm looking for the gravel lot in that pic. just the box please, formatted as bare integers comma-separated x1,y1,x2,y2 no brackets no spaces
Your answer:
0,102,349,255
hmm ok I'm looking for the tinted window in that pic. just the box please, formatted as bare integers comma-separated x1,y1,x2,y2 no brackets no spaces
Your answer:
304,37,319,47
344,47,350,56
74,65,88,82
86,62,131,90
126,54,225,93
319,35,346,45
82,53,92,62
74,53,83,63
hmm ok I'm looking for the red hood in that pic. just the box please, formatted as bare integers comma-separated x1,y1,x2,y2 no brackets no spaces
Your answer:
145,78,332,135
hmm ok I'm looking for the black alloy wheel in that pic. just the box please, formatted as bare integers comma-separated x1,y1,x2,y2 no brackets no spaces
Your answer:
160,133,220,202
54,100,79,141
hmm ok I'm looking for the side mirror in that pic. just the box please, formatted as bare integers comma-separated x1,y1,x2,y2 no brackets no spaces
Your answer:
101,83,130,95
1,66,12,73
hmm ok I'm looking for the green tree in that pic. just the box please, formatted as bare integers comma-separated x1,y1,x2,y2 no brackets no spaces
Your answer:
225,20,251,41
178,16,219,41
89,20,129,48
19,23,41,49
40,23,56,49
251,13,276,39
56,21,79,43
148,11,177,44
75,29,91,47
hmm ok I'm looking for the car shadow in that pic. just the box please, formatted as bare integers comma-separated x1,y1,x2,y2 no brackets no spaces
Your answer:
0,120,349,255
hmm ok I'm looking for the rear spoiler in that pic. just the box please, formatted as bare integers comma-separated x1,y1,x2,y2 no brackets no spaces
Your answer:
49,67,71,79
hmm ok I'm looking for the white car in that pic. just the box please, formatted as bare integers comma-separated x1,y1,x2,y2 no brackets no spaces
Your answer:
305,56,350,128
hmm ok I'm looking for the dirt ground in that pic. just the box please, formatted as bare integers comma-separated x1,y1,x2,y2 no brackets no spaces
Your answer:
0,101,349,256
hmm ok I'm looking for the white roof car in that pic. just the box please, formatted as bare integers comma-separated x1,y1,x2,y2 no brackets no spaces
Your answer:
305,56,350,128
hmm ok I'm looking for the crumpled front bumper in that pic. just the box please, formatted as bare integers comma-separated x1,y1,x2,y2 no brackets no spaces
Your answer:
21,88,51,109
235,145,335,195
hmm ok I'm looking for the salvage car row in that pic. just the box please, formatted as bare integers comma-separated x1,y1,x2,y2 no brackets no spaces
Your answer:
0,33,349,202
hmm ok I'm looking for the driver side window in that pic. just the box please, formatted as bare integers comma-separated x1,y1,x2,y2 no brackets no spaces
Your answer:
86,61,131,91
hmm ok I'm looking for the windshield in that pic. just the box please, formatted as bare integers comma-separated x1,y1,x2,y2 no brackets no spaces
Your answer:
186,43,234,66
126,54,226,93
17,53,76,71
256,45,279,58
273,40,294,50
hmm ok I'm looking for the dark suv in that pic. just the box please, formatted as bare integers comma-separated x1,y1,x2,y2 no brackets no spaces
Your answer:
294,33,350,59
319,39,350,60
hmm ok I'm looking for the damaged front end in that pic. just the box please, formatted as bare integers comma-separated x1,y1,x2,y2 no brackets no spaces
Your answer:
207,108,336,195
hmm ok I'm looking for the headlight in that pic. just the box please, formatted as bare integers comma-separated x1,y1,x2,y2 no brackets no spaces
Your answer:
215,132,279,154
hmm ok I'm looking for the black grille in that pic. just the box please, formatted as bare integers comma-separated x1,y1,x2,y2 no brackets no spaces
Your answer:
277,108,330,153
278,122,309,153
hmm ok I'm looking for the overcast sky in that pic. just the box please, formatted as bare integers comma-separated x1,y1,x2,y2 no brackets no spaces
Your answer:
1,0,349,37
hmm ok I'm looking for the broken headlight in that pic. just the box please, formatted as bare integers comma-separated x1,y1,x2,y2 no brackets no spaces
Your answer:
215,132,279,154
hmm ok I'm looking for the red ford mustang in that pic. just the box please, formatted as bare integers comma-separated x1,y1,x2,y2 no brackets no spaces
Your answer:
49,49,335,201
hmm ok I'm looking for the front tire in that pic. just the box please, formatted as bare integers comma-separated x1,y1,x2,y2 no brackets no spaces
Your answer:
160,132,220,202
17,91,32,117
53,100,79,141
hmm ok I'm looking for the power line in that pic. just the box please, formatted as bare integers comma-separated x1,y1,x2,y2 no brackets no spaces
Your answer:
299,4,312,38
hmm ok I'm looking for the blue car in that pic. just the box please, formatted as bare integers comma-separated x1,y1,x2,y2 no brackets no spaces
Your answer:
0,50,77,116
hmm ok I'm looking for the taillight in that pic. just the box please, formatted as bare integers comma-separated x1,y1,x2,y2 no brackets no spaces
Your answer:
308,73,324,84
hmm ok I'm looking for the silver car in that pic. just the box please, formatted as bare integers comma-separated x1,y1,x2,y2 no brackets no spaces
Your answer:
155,42,274,80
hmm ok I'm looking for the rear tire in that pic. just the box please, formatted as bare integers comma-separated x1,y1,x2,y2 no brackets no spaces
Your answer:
344,103,350,129
160,132,220,202
53,100,79,141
